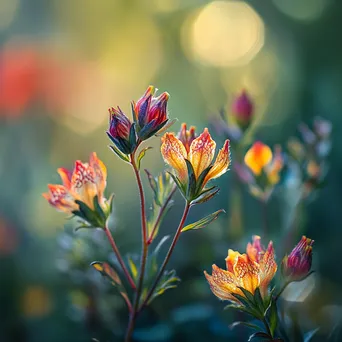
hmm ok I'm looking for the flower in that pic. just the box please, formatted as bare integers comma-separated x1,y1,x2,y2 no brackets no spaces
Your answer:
232,90,254,128
282,236,314,281
43,153,107,219
132,85,170,140
107,107,136,155
161,126,230,201
204,236,277,302
243,142,283,201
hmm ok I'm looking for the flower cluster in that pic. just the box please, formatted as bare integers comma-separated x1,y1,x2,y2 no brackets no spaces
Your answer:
161,124,230,203
43,153,109,227
204,236,277,301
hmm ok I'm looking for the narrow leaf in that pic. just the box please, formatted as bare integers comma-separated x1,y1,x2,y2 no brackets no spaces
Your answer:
181,209,225,232
268,300,278,337
108,144,130,163
137,147,153,170
230,321,260,331
128,257,139,280
155,118,177,136
190,186,219,205
248,332,272,341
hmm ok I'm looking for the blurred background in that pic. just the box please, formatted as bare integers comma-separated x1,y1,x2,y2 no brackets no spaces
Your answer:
1,0,342,341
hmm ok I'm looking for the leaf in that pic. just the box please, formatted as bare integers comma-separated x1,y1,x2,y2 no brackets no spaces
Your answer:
149,236,170,276
185,159,197,200
268,300,278,337
304,328,319,342
248,332,272,341
147,270,180,304
91,261,122,286
190,186,219,205
253,287,265,315
230,321,260,331
181,209,225,232
137,147,153,170
128,257,139,281
231,293,262,319
108,144,130,163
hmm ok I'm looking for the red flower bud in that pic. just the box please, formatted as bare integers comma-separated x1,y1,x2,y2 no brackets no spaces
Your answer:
282,236,314,280
107,107,135,154
133,86,170,140
232,90,253,128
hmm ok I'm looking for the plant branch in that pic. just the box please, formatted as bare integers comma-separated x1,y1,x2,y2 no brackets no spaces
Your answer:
104,225,136,291
125,149,149,342
138,201,191,311
147,185,177,245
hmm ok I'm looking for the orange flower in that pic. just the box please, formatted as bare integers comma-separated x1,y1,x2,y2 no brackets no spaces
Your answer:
244,142,283,193
204,236,277,302
161,126,230,201
43,153,107,215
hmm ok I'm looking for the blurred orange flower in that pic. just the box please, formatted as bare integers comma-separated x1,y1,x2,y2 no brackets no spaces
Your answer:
204,236,277,302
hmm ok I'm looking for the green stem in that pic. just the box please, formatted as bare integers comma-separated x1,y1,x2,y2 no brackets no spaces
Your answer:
125,151,149,342
138,201,191,312
104,225,136,291
147,185,177,245
262,317,273,338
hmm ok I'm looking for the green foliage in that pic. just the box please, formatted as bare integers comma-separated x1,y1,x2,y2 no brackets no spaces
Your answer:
181,209,225,232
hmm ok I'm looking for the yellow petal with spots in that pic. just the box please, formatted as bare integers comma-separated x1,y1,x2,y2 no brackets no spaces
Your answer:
188,128,216,178
161,133,188,183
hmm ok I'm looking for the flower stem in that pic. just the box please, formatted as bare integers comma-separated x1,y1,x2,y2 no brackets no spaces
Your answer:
138,201,191,312
147,185,177,245
125,152,149,342
104,225,136,291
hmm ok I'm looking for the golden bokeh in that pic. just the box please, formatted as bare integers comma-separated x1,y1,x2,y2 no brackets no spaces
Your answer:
182,1,265,67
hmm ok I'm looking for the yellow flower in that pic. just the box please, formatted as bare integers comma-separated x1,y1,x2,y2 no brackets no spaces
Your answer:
204,236,277,302
161,125,230,200
244,141,283,191
43,152,107,215
244,141,272,176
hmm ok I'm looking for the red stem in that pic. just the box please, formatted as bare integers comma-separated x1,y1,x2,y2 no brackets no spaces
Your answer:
139,201,191,311
104,225,136,290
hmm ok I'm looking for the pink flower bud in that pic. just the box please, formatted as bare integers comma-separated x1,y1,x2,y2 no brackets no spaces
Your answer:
232,90,253,127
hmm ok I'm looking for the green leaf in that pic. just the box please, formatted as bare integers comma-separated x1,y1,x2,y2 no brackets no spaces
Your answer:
137,147,152,170
190,186,219,205
248,332,272,341
128,257,139,281
185,159,197,200
181,209,225,232
93,195,106,226
230,321,260,331
167,171,187,198
108,144,130,163
147,269,180,305
268,300,278,337
194,165,213,195
231,293,261,318
253,287,265,315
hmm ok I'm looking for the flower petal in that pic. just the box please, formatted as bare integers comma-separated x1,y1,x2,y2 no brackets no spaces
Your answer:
43,184,78,213
204,265,240,303
161,133,188,183
259,241,277,297
225,249,241,273
71,161,97,209
246,235,265,263
188,128,216,179
90,152,107,202
244,141,272,176
203,139,230,185
57,168,72,189
233,255,260,295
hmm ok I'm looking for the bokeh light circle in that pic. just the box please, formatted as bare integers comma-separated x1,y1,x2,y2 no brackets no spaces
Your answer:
182,1,265,67
273,0,331,21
